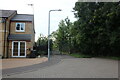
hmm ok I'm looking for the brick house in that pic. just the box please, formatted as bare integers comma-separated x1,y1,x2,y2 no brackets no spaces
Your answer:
0,10,35,58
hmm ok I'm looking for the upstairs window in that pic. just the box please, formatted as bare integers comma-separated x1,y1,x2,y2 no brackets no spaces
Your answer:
16,23,25,32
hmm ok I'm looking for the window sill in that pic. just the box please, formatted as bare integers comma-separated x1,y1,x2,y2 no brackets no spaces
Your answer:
16,31,25,32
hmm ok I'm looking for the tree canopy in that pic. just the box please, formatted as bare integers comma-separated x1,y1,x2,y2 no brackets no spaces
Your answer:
73,2,120,56
53,2,120,57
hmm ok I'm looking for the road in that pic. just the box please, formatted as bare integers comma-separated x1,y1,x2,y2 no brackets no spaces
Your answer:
3,55,118,78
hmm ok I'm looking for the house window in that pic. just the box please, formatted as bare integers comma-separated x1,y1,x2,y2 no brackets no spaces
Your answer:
12,41,26,57
16,23,25,32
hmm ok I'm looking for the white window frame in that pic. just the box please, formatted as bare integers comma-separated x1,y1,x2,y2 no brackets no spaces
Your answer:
16,23,25,32
12,41,26,57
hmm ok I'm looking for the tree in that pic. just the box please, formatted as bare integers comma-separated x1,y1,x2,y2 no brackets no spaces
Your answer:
36,34,53,55
56,20,67,53
50,31,58,50
54,17,74,54
53,2,120,57
73,2,120,56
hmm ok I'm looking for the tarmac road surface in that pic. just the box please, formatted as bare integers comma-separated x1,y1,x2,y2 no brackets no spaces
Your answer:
3,55,118,78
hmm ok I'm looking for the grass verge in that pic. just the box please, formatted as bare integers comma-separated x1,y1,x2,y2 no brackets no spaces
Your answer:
62,52,120,60
69,53,120,60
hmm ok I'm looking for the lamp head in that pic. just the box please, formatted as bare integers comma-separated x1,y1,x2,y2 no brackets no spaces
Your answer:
58,9,62,11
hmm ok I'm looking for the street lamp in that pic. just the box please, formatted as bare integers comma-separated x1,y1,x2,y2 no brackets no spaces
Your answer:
28,4,34,14
48,9,62,61
28,3,34,25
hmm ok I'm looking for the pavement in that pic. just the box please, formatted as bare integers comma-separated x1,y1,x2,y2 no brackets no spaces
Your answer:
2,55,119,78
2,57,48,69
2,55,62,76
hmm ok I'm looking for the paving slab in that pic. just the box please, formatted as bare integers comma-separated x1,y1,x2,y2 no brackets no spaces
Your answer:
1,57,48,69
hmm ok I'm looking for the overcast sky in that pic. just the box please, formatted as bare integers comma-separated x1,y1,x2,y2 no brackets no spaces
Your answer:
0,0,77,41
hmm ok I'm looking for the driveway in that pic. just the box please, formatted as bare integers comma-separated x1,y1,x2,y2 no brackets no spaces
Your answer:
2,55,118,78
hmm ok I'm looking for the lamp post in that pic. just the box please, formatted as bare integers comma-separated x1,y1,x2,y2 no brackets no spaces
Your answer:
28,4,34,14
28,3,34,27
48,9,62,61
28,3,34,24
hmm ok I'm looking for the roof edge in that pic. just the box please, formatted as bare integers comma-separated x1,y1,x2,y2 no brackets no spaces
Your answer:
0,9,17,18
16,14,34,16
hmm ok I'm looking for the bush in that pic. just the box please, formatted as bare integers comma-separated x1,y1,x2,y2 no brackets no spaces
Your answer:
27,50,37,58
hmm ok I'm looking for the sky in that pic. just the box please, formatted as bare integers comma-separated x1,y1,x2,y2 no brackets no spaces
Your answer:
0,0,78,41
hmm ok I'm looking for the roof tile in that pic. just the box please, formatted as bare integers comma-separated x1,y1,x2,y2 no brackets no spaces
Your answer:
11,14,34,22
8,34,32,41
0,10,16,18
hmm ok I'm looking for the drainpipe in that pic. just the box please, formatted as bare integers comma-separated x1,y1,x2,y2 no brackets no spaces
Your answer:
3,18,7,58
6,21,11,58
